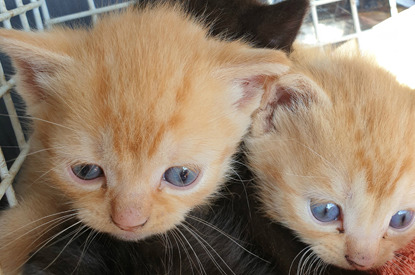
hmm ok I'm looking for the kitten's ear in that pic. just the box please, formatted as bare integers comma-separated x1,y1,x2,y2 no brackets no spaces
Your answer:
216,47,290,116
0,29,74,105
251,73,331,136
243,0,309,51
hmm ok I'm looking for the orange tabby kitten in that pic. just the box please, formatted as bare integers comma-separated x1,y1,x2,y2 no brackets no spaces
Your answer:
247,45,415,272
0,4,290,273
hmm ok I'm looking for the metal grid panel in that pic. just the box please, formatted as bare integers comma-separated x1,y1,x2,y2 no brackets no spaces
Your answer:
300,0,400,47
0,0,132,209
0,0,43,208
310,0,362,46
42,0,133,27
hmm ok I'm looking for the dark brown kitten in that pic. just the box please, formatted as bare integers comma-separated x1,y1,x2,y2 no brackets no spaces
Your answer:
139,0,309,51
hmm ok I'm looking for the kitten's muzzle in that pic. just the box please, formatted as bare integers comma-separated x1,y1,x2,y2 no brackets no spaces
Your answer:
345,254,375,270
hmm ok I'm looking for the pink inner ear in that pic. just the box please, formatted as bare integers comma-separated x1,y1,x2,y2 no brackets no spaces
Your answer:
275,87,295,107
265,87,296,116
257,86,299,134
262,88,291,132
252,74,328,135
15,59,48,101
234,75,267,109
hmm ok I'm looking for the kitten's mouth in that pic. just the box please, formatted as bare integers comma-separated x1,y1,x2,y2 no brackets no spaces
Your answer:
112,229,151,241
113,219,148,232
350,264,369,271
116,231,143,241
345,256,373,271
109,218,151,241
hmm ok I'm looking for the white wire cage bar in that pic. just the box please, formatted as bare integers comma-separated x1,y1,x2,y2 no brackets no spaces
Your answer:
310,0,363,46
0,0,133,209
43,1,134,27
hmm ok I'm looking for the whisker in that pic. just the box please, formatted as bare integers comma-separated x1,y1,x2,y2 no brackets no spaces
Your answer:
12,219,82,273
313,258,322,275
27,215,80,253
72,228,99,275
175,227,207,275
180,224,227,275
0,113,77,132
304,252,318,275
182,222,234,275
160,231,173,274
296,246,313,275
164,232,175,275
28,160,69,188
186,215,269,264
320,259,329,275
0,209,78,240
43,224,89,271
289,245,310,274
27,220,84,266
1,212,78,249
227,166,251,218
171,229,195,275
5,146,67,163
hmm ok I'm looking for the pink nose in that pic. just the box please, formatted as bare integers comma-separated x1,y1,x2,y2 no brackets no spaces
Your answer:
111,207,148,232
345,255,375,270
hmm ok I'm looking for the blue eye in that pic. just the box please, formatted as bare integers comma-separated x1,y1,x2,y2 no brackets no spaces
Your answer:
163,166,199,187
71,164,104,180
390,210,414,229
310,202,340,222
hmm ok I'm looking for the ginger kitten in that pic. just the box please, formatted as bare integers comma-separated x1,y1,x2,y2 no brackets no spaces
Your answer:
246,44,415,272
23,0,314,274
0,4,290,273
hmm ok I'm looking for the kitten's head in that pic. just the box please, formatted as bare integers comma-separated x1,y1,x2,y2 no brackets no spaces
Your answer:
247,46,415,270
0,6,290,241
